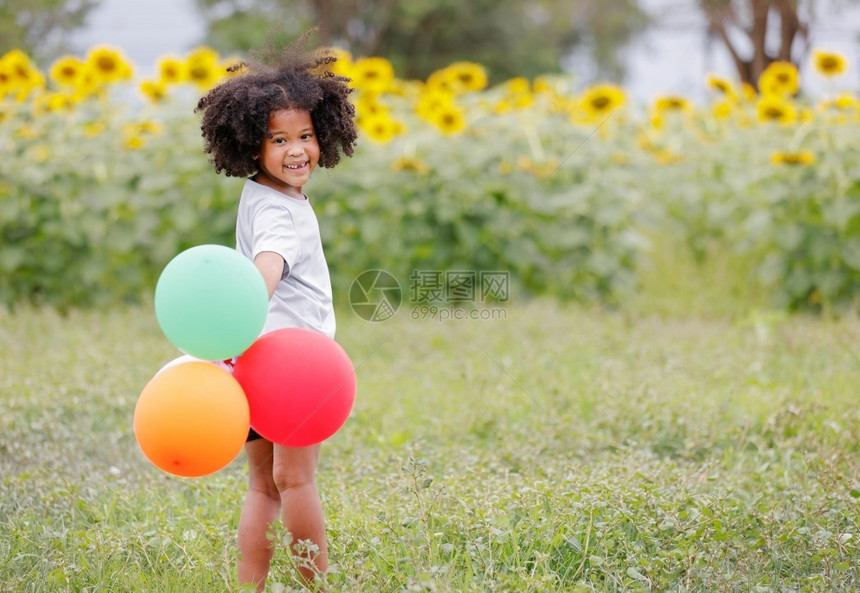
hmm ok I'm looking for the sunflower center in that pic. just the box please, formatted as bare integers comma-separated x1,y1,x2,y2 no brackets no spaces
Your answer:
189,65,208,80
96,56,117,73
591,96,611,109
764,106,784,119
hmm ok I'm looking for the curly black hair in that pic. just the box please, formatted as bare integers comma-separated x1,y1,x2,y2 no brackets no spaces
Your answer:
195,34,358,177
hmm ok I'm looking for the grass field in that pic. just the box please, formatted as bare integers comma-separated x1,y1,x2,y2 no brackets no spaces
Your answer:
1,300,858,592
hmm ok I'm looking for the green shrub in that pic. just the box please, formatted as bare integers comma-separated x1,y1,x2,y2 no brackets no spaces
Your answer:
0,96,644,309
2,88,860,313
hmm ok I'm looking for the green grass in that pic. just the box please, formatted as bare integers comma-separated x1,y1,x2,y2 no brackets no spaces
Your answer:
1,300,858,592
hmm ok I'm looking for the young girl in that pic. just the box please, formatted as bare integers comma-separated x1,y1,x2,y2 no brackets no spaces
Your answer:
195,39,358,590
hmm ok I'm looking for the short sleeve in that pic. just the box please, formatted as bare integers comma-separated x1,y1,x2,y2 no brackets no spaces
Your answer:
252,201,302,277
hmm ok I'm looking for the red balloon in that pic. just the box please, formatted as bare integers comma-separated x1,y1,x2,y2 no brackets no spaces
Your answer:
232,328,356,446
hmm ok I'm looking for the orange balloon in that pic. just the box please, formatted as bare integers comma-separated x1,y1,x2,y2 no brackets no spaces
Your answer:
134,362,249,477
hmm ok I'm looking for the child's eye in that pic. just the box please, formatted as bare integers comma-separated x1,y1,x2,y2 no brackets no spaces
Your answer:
273,137,286,144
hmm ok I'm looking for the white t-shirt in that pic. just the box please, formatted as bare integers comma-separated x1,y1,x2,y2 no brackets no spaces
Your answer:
235,179,335,338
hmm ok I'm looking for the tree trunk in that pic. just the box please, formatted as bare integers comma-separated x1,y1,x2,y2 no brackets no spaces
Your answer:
701,0,806,90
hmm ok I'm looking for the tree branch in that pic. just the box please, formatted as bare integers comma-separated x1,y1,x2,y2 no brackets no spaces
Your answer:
773,0,805,62
749,0,770,77
702,2,751,83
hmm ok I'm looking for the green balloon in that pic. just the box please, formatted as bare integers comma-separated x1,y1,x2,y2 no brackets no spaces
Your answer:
155,245,268,361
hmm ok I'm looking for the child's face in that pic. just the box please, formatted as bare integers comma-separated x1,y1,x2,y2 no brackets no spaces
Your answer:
254,108,320,199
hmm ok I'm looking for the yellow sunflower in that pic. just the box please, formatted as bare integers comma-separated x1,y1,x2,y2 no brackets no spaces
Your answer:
49,56,89,89
185,46,222,90
386,78,422,98
816,93,860,123
320,46,353,78
86,45,133,84
358,113,401,143
532,75,556,95
0,63,12,96
354,93,389,119
770,150,815,166
705,73,736,98
3,49,37,84
415,88,454,123
157,55,187,85
220,56,246,79
1,49,45,98
756,94,797,124
653,95,693,116
425,67,455,93
818,92,860,113
442,62,488,93
493,98,516,115
504,77,530,96
578,83,627,120
140,79,169,103
74,67,103,99
122,120,162,149
758,61,799,96
432,104,466,135
711,98,735,119
390,156,430,174
812,49,847,78
33,91,78,115
350,57,394,95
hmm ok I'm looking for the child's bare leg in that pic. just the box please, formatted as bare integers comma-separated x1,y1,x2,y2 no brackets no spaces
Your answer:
238,439,279,591
272,443,328,581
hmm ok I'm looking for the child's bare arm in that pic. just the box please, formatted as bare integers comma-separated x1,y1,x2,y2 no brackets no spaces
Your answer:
254,251,285,299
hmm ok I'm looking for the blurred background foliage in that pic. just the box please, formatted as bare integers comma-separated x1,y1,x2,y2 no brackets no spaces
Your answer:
6,1,857,85
0,0,98,61
190,0,650,82
1,1,859,315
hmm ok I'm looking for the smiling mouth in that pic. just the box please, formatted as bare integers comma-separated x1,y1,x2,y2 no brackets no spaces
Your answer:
285,162,308,170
